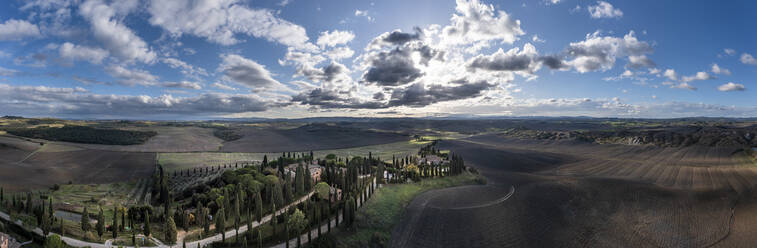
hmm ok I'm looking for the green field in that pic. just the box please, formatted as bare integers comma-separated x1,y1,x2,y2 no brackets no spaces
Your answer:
50,182,137,219
158,140,431,172
333,172,483,247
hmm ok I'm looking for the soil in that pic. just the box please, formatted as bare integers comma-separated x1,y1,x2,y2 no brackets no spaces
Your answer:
390,135,756,248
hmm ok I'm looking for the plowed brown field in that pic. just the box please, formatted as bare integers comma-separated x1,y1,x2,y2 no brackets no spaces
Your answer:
391,134,757,248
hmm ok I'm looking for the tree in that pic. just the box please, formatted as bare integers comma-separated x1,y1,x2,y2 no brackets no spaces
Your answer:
344,196,356,226
60,218,65,237
216,208,226,242
314,182,330,201
112,207,118,239
288,209,306,248
295,165,304,195
166,216,177,244
81,207,90,232
41,206,51,236
271,202,277,237
257,228,263,248
234,191,241,241
0,187,3,202
255,193,263,224
121,207,125,232
44,234,64,248
304,165,313,192
203,208,210,235
144,211,151,237
96,207,105,238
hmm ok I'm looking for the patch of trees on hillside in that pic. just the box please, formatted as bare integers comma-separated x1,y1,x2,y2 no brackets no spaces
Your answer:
212,129,243,142
5,125,157,145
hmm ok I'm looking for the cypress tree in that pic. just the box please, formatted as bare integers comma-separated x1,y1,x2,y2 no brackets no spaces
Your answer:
96,207,105,238
255,193,263,224
304,165,312,192
295,165,304,195
144,211,151,237
203,208,210,235
166,216,177,244
112,207,118,239
257,229,263,248
216,208,226,242
81,207,90,232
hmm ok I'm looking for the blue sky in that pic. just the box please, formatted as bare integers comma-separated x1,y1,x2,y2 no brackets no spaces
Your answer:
0,0,755,119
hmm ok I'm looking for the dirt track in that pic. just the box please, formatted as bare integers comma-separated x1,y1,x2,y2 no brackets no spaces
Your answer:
390,135,757,248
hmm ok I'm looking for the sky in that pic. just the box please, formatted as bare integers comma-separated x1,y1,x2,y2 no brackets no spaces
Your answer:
0,0,755,120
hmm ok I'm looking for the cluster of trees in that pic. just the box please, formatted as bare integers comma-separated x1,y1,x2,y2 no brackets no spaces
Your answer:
5,125,157,145
212,128,243,142
0,144,465,247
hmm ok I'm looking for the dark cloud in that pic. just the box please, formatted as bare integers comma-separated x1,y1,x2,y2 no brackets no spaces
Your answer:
293,79,494,109
467,44,546,73
539,55,569,70
382,27,423,45
72,75,111,85
410,43,445,66
296,62,349,83
468,52,533,71
291,88,384,109
219,54,280,89
362,48,423,86
386,80,494,107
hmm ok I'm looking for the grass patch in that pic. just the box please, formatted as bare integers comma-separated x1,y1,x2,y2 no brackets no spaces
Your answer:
50,182,136,220
334,172,483,247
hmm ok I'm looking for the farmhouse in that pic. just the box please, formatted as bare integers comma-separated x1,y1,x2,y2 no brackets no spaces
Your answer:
420,155,447,165
285,163,323,183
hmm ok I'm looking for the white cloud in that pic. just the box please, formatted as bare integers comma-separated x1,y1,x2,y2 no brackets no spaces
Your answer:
741,53,757,65
569,5,582,14
0,83,281,117
0,19,42,41
316,30,355,48
627,55,655,68
163,81,202,90
681,71,714,82
723,48,735,55
58,42,109,64
106,64,159,86
546,0,562,5
441,0,525,49
218,54,287,91
148,0,314,50
0,66,19,76
717,82,745,92
532,35,545,43
324,46,355,61
710,63,731,75
160,58,209,80
278,0,292,7
211,82,237,91
670,82,696,91
663,69,677,81
79,0,157,64
566,31,652,73
354,10,374,21
588,1,623,19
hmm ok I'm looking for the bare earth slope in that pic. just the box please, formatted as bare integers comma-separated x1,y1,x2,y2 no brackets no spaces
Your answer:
391,135,755,248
